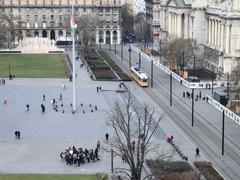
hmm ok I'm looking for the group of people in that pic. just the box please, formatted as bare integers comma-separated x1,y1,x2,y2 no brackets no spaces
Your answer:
60,141,101,167
96,86,102,93
0,78,5,85
183,91,202,101
24,93,66,113
14,131,21,139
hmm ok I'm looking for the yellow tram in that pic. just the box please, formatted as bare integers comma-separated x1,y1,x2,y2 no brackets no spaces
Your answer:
130,66,148,87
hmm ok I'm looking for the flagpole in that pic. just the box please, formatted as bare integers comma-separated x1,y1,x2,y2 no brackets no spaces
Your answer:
72,4,76,112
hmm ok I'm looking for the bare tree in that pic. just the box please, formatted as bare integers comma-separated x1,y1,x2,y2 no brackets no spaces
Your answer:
162,38,194,70
0,13,14,49
77,15,100,52
107,91,165,180
121,4,134,34
134,12,152,47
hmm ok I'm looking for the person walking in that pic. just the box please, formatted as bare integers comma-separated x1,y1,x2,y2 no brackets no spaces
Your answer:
26,104,30,111
43,94,46,101
196,147,200,157
60,93,63,101
97,86,99,93
62,82,66,89
105,133,109,141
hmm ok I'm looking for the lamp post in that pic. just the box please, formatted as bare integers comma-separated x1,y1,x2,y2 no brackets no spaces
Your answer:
139,51,141,69
227,73,230,101
170,73,172,106
109,35,111,51
128,45,132,68
192,88,194,127
159,39,161,63
121,29,123,61
114,38,116,54
222,110,225,155
151,59,153,88
211,66,214,95
193,55,196,77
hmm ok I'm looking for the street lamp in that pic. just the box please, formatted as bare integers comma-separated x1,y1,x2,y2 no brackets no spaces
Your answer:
128,45,132,68
170,73,172,106
211,66,214,95
192,88,194,127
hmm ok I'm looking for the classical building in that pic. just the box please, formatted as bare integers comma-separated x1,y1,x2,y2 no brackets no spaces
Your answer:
0,0,121,45
147,0,240,75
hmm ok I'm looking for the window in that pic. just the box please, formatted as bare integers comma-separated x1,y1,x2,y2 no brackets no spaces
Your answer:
42,15,46,21
83,0,86,5
51,15,54,20
18,15,21,20
100,1,102,5
59,0,61,5
59,22,63,27
75,0,78,4
51,9,54,13
35,0,37,5
10,8,13,12
34,15,38,21
2,0,5,5
43,0,45,5
113,0,116,4
59,15,62,21
26,15,30,21
10,0,13,5
18,0,21,5
67,0,70,5
83,8,86,12
26,0,29,5
106,8,110,13
18,8,21,12
51,0,53,6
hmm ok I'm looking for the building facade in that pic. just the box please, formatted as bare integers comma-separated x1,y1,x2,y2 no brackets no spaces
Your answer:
0,0,121,44
148,0,240,75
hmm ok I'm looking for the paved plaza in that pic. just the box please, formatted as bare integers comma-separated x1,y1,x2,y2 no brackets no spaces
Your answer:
0,52,205,176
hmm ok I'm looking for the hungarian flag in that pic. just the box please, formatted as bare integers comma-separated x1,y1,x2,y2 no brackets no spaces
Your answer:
70,16,77,30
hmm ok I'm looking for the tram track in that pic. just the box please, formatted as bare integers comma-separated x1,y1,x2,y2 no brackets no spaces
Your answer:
106,49,240,179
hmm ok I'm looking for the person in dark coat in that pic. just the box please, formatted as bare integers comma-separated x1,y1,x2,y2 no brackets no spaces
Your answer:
14,131,18,139
196,147,200,157
26,104,30,111
105,133,109,141
17,131,20,139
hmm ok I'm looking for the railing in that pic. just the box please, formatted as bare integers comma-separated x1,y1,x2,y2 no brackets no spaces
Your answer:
207,95,240,126
130,44,227,89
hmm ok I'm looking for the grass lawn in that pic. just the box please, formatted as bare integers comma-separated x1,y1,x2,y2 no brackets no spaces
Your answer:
0,174,98,180
0,54,68,78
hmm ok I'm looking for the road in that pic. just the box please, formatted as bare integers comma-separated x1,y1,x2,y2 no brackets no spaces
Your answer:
100,44,240,180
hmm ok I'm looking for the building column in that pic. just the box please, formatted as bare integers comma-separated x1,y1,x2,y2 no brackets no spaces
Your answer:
207,19,209,44
220,24,224,50
225,24,230,54
163,10,165,29
117,29,121,44
110,30,113,45
211,19,215,46
103,30,106,44
177,14,181,38
168,12,172,35
218,21,221,48
215,20,218,47
96,30,99,44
